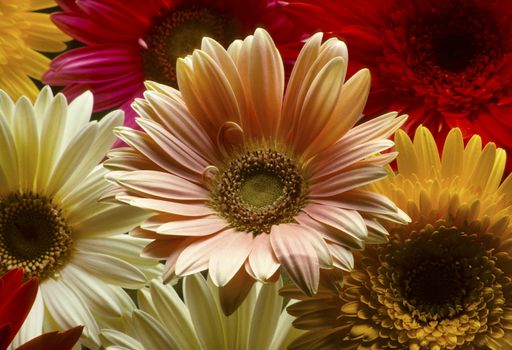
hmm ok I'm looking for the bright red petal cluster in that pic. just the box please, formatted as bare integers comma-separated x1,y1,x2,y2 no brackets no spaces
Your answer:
285,0,512,161
0,269,82,350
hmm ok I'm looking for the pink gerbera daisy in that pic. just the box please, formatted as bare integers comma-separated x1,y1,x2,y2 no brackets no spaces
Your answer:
43,0,300,131
105,28,409,314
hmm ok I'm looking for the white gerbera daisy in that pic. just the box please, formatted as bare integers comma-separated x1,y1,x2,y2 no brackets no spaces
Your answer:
0,87,160,349
100,275,302,350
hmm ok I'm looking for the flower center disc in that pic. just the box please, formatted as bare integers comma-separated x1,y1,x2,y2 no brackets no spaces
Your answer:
142,6,240,86
0,193,72,280
408,5,499,77
210,149,307,235
388,226,495,321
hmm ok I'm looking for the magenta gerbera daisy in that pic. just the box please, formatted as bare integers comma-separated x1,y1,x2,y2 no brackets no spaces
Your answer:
43,0,301,131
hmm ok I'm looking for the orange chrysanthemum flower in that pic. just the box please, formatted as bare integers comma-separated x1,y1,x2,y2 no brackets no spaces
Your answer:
106,28,408,314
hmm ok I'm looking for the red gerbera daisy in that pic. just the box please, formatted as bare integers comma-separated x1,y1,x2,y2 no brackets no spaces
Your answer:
0,269,82,350
44,0,301,132
284,0,512,161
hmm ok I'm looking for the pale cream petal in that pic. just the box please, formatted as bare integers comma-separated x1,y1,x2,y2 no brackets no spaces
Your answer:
148,280,202,349
33,86,54,120
217,266,256,316
131,310,177,349
46,122,98,195
248,233,281,282
270,224,319,296
40,278,101,348
36,93,67,189
183,274,226,349
76,235,158,268
62,91,94,146
268,299,304,350
0,90,15,124
0,110,18,190
100,330,144,350
61,264,134,318
209,230,253,287
72,205,150,238
72,250,147,289
248,279,283,350
13,97,38,191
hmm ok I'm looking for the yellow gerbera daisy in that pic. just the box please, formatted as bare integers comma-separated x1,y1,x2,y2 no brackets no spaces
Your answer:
105,28,408,314
0,1,69,101
284,126,512,349
0,87,160,349
100,275,303,349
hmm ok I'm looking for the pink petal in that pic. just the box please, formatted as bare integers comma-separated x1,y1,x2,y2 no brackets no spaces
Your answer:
175,230,233,276
116,195,213,216
117,170,208,200
328,243,354,271
248,233,281,281
209,231,253,287
136,118,210,175
304,203,367,246
218,267,255,316
143,91,217,163
270,224,319,296
311,165,389,197
156,215,228,236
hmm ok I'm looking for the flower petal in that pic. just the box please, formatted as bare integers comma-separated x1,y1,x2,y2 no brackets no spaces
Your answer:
270,224,319,296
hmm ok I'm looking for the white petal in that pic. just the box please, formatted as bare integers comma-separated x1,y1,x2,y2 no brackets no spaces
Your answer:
183,274,226,349
72,250,147,289
40,278,100,348
248,279,283,350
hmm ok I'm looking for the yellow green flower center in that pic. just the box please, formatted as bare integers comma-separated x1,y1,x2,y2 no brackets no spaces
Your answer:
0,192,72,280
141,6,239,86
210,149,307,235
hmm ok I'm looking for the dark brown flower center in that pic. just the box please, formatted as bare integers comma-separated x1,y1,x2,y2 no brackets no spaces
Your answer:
210,149,307,235
0,193,73,280
141,5,240,86
408,4,500,76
